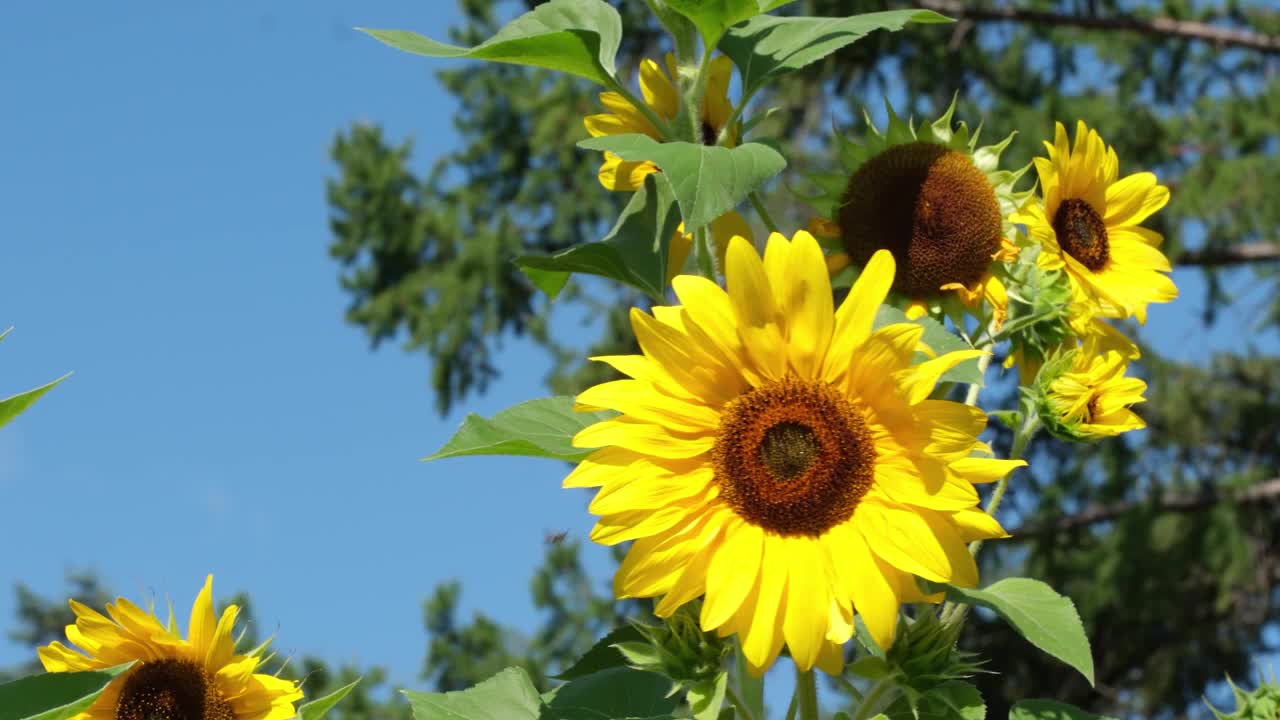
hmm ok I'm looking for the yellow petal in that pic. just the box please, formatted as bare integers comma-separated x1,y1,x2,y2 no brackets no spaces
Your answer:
893,350,987,404
1104,171,1168,226
638,59,679,119
654,521,724,617
630,307,743,404
781,537,831,672
594,502,700,546
576,379,721,432
588,466,713,515
855,501,951,582
738,534,789,674
918,510,979,587
826,250,895,384
725,236,787,381
829,523,900,652
573,416,715,459
188,575,217,655
950,457,1026,484
846,323,925,395
779,230,834,378
701,520,763,630
952,508,1009,542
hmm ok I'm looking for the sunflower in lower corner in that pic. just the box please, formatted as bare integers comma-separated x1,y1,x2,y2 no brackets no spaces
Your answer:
1013,120,1177,323
39,575,301,720
565,230,1024,675
809,100,1032,329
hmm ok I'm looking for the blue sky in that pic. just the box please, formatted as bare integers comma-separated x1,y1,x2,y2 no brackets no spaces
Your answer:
1,0,1276,710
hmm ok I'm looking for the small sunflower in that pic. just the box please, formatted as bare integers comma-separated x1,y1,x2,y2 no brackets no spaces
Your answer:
1013,120,1177,322
1039,338,1147,441
584,54,749,278
39,575,302,720
566,230,1022,675
584,54,736,191
810,101,1031,328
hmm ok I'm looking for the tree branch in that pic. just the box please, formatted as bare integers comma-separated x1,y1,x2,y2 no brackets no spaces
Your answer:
915,0,1280,55
1011,476,1280,538
1175,242,1280,266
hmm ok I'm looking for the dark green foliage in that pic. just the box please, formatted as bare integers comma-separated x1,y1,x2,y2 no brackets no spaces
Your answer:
319,0,1277,716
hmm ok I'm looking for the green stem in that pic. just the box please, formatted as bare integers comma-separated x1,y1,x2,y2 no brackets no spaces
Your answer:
963,351,993,407
853,677,897,720
606,76,672,140
725,683,757,720
643,0,697,63
784,694,799,720
749,192,779,234
795,666,819,720
679,45,715,144
717,84,762,145
694,226,717,279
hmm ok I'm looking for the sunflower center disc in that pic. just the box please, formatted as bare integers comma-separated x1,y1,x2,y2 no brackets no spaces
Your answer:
838,142,1003,297
115,659,234,720
1052,198,1110,271
713,378,875,537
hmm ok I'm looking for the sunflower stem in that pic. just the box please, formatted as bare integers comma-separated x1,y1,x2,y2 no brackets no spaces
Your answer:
717,84,761,145
749,192,779,234
795,666,820,720
606,75,673,141
644,0,697,65
784,694,799,720
694,226,717,279
853,677,898,720
725,682,758,720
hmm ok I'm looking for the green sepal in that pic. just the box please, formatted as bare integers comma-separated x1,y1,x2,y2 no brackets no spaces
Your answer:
297,678,361,720
423,396,615,463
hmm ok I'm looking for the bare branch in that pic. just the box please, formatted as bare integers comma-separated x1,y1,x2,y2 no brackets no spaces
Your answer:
915,0,1280,55
1175,242,1280,266
1011,476,1280,538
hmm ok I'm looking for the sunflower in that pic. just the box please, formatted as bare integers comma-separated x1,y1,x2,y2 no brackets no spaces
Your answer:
585,55,750,278
584,54,736,191
566,230,1022,675
39,576,302,720
1041,337,1147,440
810,101,1032,328
1013,120,1177,322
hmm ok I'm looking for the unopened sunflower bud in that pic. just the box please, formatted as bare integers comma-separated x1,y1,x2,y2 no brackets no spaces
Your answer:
620,605,728,691
886,612,985,691
1207,674,1280,720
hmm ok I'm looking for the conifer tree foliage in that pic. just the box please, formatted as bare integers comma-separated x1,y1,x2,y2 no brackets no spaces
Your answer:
324,1,1280,716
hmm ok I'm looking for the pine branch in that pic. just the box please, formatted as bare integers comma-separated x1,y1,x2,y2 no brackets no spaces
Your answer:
914,0,1280,55
1011,476,1280,538
1175,242,1280,266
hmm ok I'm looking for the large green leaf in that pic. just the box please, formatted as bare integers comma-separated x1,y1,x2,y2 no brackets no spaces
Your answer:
873,306,982,386
1009,700,1116,720
424,396,615,463
546,667,680,719
553,625,645,681
403,667,542,720
663,0,797,47
358,0,622,87
298,678,361,720
687,671,727,720
720,11,950,96
0,373,70,431
578,135,785,233
918,682,985,720
938,579,1094,686
516,174,679,302
0,670,119,720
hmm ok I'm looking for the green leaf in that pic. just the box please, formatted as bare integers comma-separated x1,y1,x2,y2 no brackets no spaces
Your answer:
662,0,795,48
0,670,120,720
687,672,728,720
553,625,645,680
516,174,680,302
424,396,615,463
358,0,622,87
1009,700,1116,720
578,135,785,233
546,667,680,720
846,655,893,680
0,373,70,431
519,265,572,300
918,682,985,720
403,667,542,720
873,306,982,386
720,11,950,97
937,579,1095,686
298,678,361,720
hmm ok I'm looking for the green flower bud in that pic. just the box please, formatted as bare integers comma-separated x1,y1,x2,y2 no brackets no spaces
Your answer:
1207,673,1280,720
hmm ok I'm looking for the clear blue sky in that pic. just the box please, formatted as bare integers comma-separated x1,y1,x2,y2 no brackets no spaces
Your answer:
1,0,1275,707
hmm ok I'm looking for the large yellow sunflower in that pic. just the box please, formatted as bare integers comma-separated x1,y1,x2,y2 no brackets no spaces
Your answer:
811,101,1032,329
1013,120,1177,322
39,576,302,720
566,230,1022,675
